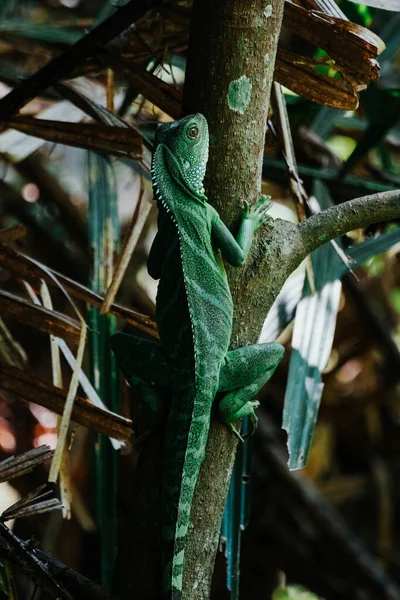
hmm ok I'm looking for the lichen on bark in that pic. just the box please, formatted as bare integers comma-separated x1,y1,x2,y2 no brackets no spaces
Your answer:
182,0,286,597
113,1,400,598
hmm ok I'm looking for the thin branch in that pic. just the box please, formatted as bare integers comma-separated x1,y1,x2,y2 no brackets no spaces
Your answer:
0,446,52,483
0,364,132,441
0,244,158,338
100,180,151,314
35,548,122,600
0,522,73,600
0,533,121,600
298,189,400,255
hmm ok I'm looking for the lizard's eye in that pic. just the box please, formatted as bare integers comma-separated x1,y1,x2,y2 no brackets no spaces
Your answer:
187,125,199,140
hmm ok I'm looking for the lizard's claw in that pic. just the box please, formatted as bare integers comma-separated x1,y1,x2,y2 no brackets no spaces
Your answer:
242,200,250,218
253,194,272,211
247,195,272,229
227,422,245,443
225,400,260,441
242,401,259,438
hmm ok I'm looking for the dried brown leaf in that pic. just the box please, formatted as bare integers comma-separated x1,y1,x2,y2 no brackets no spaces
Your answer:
0,244,158,338
0,117,142,159
0,446,53,483
284,1,385,76
40,282,72,518
0,224,27,245
101,180,152,314
1,485,62,521
275,50,359,110
0,289,82,346
0,317,27,369
278,0,385,108
0,364,132,441
98,50,182,119
2,498,63,522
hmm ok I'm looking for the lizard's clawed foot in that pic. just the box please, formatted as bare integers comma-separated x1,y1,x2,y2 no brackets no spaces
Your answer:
241,400,259,438
244,195,272,230
227,422,245,443
224,400,260,441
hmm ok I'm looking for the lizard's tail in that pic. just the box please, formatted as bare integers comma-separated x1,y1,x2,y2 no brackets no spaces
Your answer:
162,386,212,600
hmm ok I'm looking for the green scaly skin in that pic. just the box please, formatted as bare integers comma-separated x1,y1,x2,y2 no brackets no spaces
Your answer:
111,114,284,599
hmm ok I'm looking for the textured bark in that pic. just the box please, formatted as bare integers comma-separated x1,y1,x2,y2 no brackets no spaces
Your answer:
113,2,400,599
181,0,286,597
226,190,400,345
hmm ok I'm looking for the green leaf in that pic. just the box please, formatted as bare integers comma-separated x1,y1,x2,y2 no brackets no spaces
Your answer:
311,106,343,140
347,0,399,11
379,13,400,66
95,0,131,26
341,85,400,176
390,287,400,313
222,431,252,599
262,157,394,196
87,152,120,586
283,180,342,470
272,584,319,600
283,187,399,470
0,0,16,20
0,20,81,44
340,228,400,275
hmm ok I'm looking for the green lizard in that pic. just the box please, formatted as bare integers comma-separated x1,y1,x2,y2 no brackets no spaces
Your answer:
111,113,284,599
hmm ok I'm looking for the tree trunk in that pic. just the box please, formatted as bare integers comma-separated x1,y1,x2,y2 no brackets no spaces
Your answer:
181,1,285,597
113,1,400,599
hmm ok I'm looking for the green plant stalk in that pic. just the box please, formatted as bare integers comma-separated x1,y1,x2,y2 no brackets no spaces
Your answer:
87,152,120,586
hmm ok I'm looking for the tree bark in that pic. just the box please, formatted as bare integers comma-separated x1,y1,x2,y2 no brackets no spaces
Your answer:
181,1,286,597
114,2,400,599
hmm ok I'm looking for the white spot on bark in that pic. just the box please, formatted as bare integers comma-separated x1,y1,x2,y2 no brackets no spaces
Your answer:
264,5,272,17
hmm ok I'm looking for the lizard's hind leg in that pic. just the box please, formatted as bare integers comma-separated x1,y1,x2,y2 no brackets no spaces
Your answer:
111,333,172,439
218,342,284,440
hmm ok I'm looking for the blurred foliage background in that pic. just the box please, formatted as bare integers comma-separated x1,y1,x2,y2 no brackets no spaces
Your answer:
0,0,399,599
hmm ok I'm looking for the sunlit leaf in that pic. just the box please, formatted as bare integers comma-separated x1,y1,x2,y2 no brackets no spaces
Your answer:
347,0,400,10
283,240,341,470
283,185,400,470
272,584,319,599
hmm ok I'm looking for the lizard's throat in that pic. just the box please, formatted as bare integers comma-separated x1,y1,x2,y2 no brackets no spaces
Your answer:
151,169,207,220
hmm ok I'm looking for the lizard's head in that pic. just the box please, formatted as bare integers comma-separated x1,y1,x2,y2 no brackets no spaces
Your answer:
154,113,209,196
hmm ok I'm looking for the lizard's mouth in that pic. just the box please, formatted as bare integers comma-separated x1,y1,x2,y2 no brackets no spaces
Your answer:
152,144,206,201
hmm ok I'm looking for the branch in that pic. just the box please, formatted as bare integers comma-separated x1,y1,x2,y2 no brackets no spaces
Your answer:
299,190,400,255
225,188,400,345
0,522,73,600
35,549,122,600
0,0,162,119
0,530,121,600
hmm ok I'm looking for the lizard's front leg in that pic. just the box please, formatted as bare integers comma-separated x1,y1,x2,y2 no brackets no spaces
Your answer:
218,342,284,440
111,333,172,440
